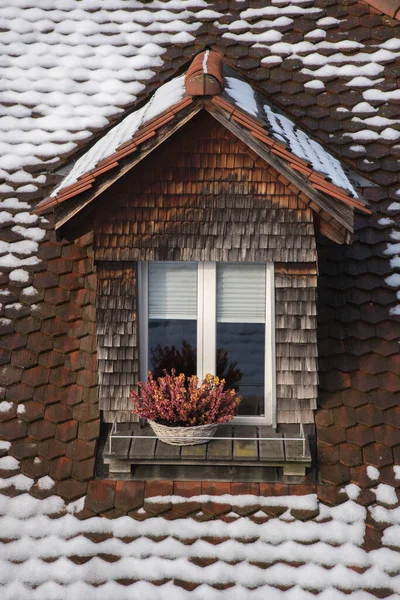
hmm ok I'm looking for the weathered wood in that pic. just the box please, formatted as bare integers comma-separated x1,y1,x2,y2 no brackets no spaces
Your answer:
56,103,204,232
275,263,318,275
105,429,132,458
205,102,353,235
181,442,207,460
96,263,139,420
104,457,132,479
233,426,258,460
129,425,156,459
275,272,318,424
93,113,317,265
102,425,312,476
283,463,307,477
284,433,311,463
155,439,182,460
258,426,284,461
133,464,279,483
207,426,233,461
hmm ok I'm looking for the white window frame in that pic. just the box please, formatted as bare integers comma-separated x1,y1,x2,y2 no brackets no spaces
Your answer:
138,261,276,427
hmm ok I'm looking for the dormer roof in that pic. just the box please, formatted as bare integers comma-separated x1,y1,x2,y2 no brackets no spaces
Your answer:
34,51,370,243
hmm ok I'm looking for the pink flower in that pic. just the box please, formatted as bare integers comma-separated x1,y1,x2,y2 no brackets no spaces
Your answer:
130,369,240,426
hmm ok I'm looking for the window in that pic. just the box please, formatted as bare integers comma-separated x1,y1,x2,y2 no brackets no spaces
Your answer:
138,261,276,425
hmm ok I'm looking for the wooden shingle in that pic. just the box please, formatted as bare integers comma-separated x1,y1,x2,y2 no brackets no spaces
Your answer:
94,114,318,424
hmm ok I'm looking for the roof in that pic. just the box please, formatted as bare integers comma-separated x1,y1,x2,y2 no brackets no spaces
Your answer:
48,75,188,198
45,61,358,200
1,2,400,597
34,51,369,237
1,0,400,203
0,469,400,598
363,0,400,19
221,73,359,196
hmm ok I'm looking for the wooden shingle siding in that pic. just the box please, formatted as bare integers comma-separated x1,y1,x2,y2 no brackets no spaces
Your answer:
275,274,318,424
94,113,318,424
96,262,139,422
93,114,317,265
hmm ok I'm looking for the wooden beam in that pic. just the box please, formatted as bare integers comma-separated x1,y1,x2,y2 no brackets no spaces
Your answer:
317,219,348,244
274,263,318,276
205,102,354,233
55,103,204,233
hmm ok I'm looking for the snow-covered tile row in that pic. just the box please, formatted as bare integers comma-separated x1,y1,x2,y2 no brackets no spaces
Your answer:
0,0,207,186
0,472,399,599
0,195,46,307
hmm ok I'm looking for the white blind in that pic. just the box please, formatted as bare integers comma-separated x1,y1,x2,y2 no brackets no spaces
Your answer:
217,263,266,323
148,262,197,320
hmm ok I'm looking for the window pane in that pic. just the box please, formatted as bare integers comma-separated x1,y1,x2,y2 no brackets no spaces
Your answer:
149,262,197,320
217,263,266,323
148,262,197,378
149,319,197,379
217,264,266,416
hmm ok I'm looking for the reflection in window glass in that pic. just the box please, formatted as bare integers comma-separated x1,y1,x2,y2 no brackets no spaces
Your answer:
148,262,197,378
149,320,197,379
216,263,266,416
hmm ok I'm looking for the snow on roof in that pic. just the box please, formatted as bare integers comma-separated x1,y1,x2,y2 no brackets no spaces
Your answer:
0,0,207,188
384,186,400,314
51,75,186,196
0,0,395,334
0,0,399,195
224,76,358,197
48,67,359,205
0,468,400,598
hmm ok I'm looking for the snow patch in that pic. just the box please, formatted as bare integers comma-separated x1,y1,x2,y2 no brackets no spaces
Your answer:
305,29,326,40
372,484,398,506
385,274,400,287
353,102,378,114
316,16,340,26
147,493,318,510
11,226,46,241
0,474,34,491
342,484,361,500
66,497,86,514
262,102,357,195
304,80,325,90
367,466,380,481
0,456,20,471
21,286,38,297
225,77,258,117
9,269,30,283
37,476,55,491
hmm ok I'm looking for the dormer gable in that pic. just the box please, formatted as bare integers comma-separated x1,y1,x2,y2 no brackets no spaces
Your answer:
34,51,370,245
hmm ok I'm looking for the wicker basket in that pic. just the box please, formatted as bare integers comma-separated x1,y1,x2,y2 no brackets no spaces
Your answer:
148,420,218,446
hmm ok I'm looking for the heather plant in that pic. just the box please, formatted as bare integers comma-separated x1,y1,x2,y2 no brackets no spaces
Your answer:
130,369,241,426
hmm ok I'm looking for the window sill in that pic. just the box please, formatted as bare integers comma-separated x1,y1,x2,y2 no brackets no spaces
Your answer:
102,423,312,481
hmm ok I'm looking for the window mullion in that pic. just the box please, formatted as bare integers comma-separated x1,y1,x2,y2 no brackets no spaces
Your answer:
199,262,216,379
265,262,276,427
138,262,148,382
197,263,204,380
